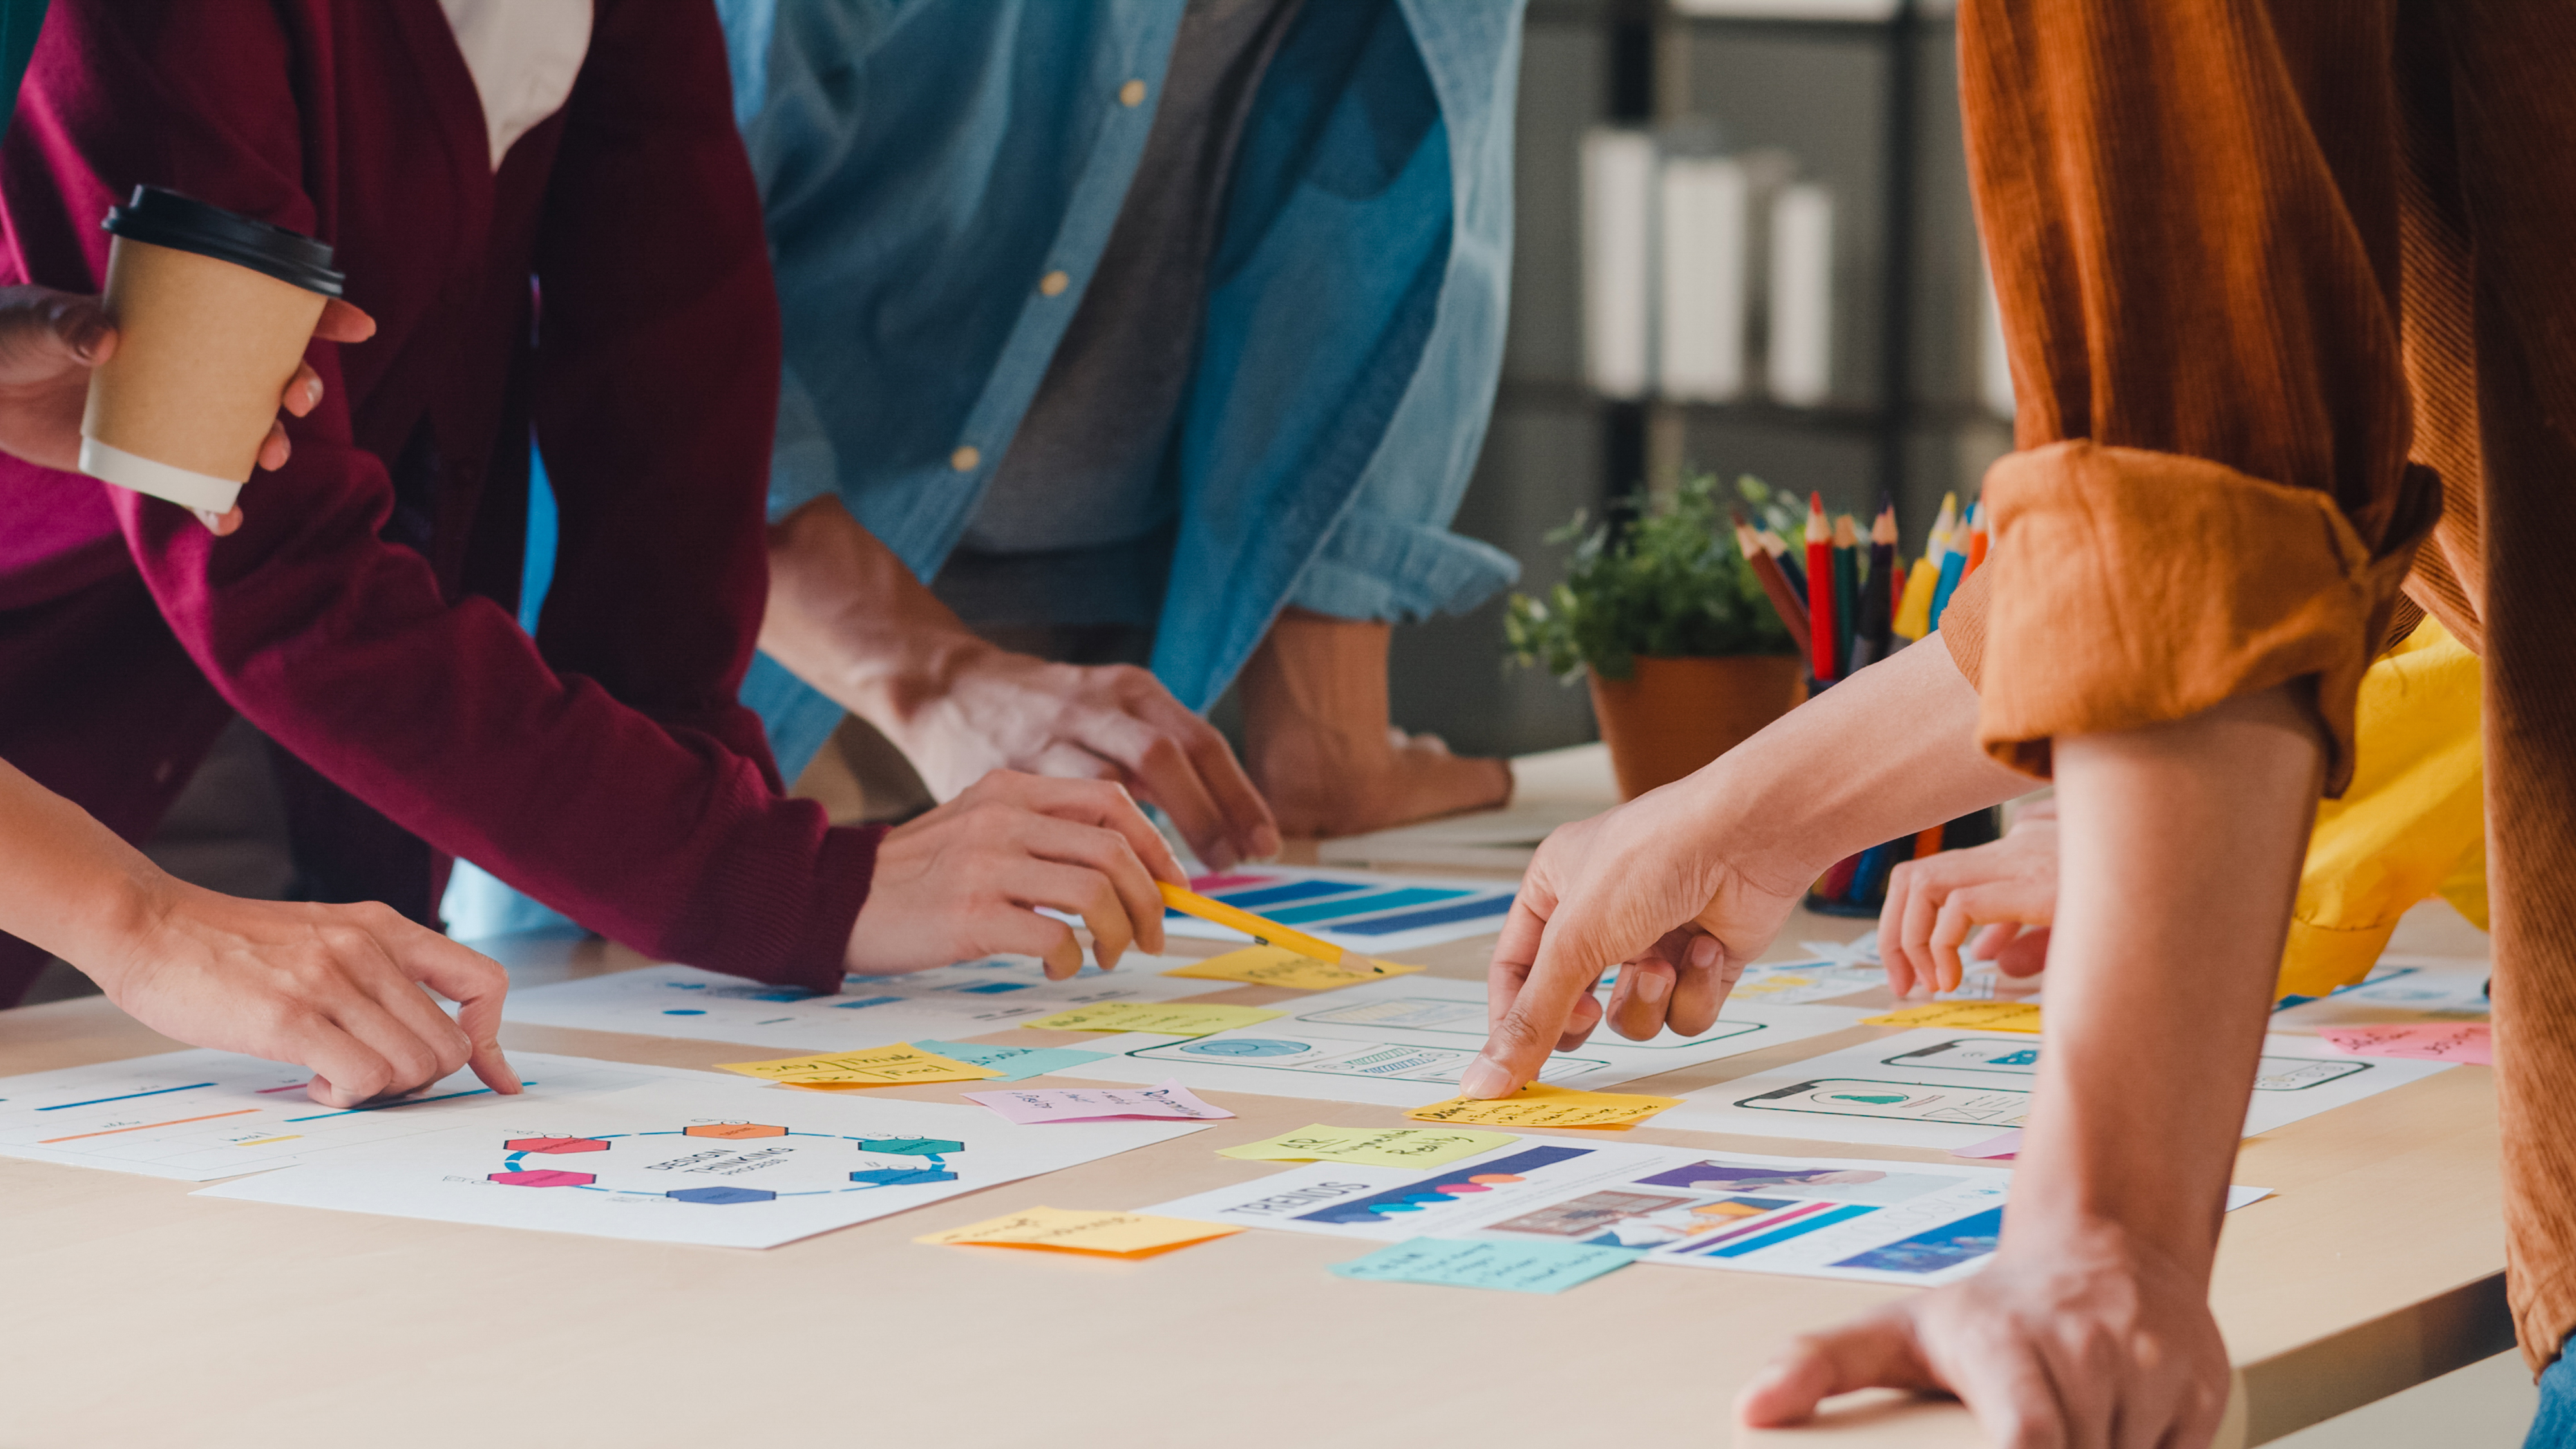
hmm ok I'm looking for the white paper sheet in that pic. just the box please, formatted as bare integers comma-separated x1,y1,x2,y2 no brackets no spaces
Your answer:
500,955,1232,1052
1059,976,1866,1108
193,1077,1207,1249
2271,956,2492,1028
1153,866,1521,954
1658,1028,2455,1148
0,1050,721,1182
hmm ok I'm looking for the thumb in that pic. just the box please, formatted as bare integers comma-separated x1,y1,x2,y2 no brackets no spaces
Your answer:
0,286,111,378
1736,1314,1942,1427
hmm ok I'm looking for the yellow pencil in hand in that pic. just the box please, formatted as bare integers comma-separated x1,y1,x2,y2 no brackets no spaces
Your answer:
1157,882,1389,977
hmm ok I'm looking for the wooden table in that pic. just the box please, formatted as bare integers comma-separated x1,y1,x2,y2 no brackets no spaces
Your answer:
0,748,2505,1448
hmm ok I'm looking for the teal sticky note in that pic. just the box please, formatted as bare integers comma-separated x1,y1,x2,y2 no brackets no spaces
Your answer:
1327,1238,1636,1294
911,1040,1112,1083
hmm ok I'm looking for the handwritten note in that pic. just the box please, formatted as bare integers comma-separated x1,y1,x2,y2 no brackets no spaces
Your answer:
1329,1238,1636,1294
1022,1001,1285,1036
963,1080,1235,1125
1218,1124,1518,1168
2320,1023,2492,1065
1163,947,1425,992
1405,1084,1683,1130
916,1206,1241,1257
911,1040,1112,1083
712,1043,1001,1088
1862,1001,2044,1034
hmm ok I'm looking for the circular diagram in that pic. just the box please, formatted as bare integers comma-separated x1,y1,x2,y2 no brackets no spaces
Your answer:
486,1122,967,1204
1177,1037,1312,1059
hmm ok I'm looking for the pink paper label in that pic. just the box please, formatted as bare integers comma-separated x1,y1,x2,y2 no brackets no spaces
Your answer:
2319,1023,2492,1065
962,1079,1236,1125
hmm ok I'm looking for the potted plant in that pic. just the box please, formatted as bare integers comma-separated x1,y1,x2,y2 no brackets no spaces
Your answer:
1506,472,1803,799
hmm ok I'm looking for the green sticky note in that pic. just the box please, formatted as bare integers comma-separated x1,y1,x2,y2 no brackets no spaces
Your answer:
1329,1238,1637,1294
911,1041,1112,1083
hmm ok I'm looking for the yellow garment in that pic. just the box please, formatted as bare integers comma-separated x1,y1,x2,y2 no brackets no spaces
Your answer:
2277,618,2487,999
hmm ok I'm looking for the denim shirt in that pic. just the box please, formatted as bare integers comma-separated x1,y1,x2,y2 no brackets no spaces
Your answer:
719,0,1522,722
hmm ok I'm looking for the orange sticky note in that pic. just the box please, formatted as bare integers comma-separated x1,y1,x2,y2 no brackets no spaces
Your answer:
915,1206,1240,1257
1405,1083,1682,1130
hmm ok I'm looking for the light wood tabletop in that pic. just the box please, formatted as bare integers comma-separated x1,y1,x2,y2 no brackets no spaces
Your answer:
0,747,2505,1449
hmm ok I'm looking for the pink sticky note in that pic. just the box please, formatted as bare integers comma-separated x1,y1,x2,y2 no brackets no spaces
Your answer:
1188,873,1274,893
2319,1023,2492,1065
962,1080,1236,1125
1950,1129,2022,1160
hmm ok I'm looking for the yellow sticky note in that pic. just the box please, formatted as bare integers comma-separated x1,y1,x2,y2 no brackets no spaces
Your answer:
1405,1084,1683,1130
1218,1124,1519,1168
1023,1001,1285,1036
1164,945,1426,991
1861,1001,2043,1034
713,1043,1002,1088
915,1206,1240,1257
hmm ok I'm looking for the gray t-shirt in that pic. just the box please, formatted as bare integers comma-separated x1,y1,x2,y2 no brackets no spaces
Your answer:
935,0,1303,629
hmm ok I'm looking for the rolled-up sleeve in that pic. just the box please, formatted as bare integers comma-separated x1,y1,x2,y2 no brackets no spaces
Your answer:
1951,0,2441,791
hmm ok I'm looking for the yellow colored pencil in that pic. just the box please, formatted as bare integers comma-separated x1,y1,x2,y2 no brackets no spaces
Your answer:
1156,882,1387,976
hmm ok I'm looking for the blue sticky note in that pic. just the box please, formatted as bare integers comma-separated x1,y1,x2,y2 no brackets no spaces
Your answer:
911,1040,1112,1083
1327,1238,1636,1294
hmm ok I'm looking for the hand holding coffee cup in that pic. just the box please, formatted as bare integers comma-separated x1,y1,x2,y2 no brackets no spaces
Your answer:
68,188,372,533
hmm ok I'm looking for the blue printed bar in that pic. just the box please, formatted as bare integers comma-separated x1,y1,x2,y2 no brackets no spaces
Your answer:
1262,887,1470,926
1334,895,1517,936
1702,1202,1879,1258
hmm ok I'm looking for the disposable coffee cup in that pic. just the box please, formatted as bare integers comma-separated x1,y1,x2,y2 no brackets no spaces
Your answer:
78,185,346,516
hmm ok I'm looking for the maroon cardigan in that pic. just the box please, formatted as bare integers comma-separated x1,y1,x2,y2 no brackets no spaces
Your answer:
0,0,880,1003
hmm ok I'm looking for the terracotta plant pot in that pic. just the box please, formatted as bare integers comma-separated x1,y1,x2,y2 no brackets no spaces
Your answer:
1588,654,1805,800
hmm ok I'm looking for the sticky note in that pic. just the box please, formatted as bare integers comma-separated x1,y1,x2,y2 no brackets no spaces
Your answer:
1404,1083,1682,1130
1218,1124,1519,1168
1862,1001,2043,1034
1329,1238,1636,1294
1951,1129,2022,1160
916,1206,1240,1257
911,1040,1113,1083
1022,1001,1285,1036
963,1080,1235,1124
1163,946,1426,991
713,1043,1001,1088
2320,1023,2492,1065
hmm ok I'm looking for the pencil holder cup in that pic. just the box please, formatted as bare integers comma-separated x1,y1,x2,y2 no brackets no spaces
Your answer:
1804,806,2003,918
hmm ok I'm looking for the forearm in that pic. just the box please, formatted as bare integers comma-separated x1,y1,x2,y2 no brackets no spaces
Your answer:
761,495,992,742
2012,683,2323,1270
0,761,165,975
1681,636,2032,889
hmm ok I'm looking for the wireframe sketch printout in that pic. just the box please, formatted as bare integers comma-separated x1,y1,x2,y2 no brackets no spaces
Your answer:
1063,976,1866,1109
2271,956,2492,1028
0,1050,723,1182
1141,1137,2022,1287
1658,1028,2455,1148
501,956,1233,1052
194,1077,1209,1249
1155,867,1523,954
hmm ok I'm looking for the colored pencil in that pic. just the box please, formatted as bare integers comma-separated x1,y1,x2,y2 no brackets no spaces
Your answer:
1864,502,1897,652
1830,513,1860,678
1888,560,1907,625
1805,493,1837,681
1736,520,1812,657
1815,849,1863,903
1962,499,1990,578
1156,883,1388,976
1759,529,1806,604
1929,525,1971,630
1892,493,1956,639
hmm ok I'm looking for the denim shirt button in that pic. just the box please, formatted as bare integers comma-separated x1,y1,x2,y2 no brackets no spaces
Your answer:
1119,79,1146,107
949,445,982,472
1039,269,1070,297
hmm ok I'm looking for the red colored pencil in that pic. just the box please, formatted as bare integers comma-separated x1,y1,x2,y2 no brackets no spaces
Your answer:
1734,519,1812,658
1806,492,1836,681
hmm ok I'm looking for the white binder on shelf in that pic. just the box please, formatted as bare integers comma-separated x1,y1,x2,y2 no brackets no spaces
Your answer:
1580,127,1656,401
1765,182,1835,406
1656,156,1751,402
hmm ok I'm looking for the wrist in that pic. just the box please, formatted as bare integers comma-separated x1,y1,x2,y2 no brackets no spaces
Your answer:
837,629,998,746
48,858,173,997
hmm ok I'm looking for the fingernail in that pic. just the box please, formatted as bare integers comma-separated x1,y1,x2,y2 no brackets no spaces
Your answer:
1690,936,1720,970
1458,1057,1516,1100
1251,826,1281,859
1638,971,1670,1005
307,377,323,406
194,508,225,531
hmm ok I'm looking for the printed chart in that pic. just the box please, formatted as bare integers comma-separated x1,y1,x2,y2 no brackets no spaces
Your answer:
1159,867,1522,954
1064,976,1866,1108
195,1078,1209,1249
2273,956,2493,1028
1142,1137,2020,1287
0,1050,721,1182
502,955,1232,1053
1657,1028,2456,1148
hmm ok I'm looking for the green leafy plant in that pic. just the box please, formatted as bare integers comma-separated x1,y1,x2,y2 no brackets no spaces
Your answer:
1505,471,1797,683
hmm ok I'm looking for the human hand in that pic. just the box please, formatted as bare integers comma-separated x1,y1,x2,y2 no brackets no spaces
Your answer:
89,882,518,1109
846,770,1184,980
0,286,375,532
1464,779,1823,1099
893,645,1278,871
1879,800,2058,994
1736,1222,2230,1448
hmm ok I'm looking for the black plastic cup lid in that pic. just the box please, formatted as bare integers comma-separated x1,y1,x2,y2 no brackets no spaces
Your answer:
100,185,345,298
